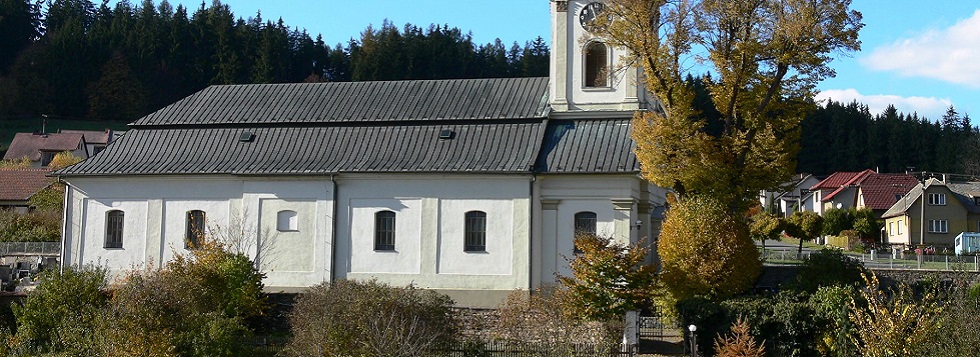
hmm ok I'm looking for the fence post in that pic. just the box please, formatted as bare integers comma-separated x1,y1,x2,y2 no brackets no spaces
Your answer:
946,255,949,270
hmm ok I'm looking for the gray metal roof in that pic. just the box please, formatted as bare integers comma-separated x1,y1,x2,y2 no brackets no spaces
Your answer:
132,77,550,127
535,119,639,173
58,123,546,175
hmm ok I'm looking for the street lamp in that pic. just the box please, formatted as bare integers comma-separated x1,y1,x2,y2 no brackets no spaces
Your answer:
688,324,698,357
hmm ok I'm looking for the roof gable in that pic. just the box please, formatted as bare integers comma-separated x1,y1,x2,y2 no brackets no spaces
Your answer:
3,133,84,161
132,77,550,127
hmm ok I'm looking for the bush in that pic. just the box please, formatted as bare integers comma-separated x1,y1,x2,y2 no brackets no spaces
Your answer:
789,248,865,293
714,318,766,357
658,195,760,301
495,288,622,349
100,240,265,357
285,279,458,357
8,240,266,356
9,265,109,354
558,232,659,321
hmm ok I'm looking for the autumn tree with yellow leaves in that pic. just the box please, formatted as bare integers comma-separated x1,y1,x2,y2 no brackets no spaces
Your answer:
591,0,862,212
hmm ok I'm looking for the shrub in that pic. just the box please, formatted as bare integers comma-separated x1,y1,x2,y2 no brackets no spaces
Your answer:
658,195,760,301
789,248,865,293
849,274,942,357
557,232,659,321
285,279,458,357
8,240,266,356
714,318,766,357
810,285,857,357
9,265,109,354
922,279,980,356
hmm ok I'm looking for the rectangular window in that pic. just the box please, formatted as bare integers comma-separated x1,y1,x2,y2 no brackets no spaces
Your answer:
104,210,124,248
374,211,396,251
898,220,903,235
464,211,487,252
185,210,206,248
928,219,948,233
928,193,947,205
889,222,894,236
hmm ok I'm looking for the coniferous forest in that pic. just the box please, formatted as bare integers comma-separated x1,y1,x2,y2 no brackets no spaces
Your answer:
1,0,977,176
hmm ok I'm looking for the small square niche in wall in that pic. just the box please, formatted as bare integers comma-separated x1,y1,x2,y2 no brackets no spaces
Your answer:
239,132,255,142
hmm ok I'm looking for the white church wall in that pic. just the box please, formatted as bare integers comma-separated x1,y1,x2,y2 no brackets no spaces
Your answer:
334,174,531,307
63,176,333,288
536,174,645,284
349,198,423,274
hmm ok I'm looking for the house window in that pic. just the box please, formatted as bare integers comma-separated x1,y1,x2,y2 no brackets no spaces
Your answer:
928,219,948,234
889,222,894,236
374,211,396,251
928,193,946,205
185,210,206,248
104,210,124,248
584,42,608,87
897,220,903,235
464,211,487,252
277,210,298,231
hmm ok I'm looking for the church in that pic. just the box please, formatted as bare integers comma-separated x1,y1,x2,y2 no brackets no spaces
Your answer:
55,0,667,307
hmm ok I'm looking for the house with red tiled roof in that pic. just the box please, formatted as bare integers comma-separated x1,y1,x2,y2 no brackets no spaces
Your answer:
856,173,919,218
0,168,56,213
809,169,874,215
3,132,87,168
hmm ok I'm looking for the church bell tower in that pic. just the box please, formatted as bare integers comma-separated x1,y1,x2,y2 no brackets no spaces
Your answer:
549,0,649,114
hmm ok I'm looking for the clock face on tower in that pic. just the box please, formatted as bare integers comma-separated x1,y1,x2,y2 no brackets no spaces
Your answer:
578,2,606,30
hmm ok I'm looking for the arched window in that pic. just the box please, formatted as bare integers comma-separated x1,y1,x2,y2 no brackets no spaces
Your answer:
185,210,206,248
574,211,598,235
464,211,487,252
584,42,608,87
375,211,396,251
105,210,124,248
277,210,298,231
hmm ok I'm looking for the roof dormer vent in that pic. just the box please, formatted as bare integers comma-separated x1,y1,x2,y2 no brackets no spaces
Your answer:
239,132,255,142
439,129,455,140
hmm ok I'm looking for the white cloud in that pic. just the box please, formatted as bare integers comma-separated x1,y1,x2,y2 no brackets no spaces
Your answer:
816,89,952,119
862,10,980,87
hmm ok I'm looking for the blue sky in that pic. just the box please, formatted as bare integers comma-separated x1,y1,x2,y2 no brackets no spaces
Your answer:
150,0,980,123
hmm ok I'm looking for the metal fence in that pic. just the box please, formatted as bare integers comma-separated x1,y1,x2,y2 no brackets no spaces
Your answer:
760,247,980,272
0,242,60,255
442,341,637,357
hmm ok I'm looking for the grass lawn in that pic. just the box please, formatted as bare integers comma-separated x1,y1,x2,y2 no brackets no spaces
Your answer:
0,117,129,155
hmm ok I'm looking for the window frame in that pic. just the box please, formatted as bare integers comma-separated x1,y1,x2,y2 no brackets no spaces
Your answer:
928,193,947,206
104,210,124,249
464,211,487,252
573,211,598,254
185,210,206,248
897,220,903,235
928,219,948,233
374,210,396,251
583,41,609,88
